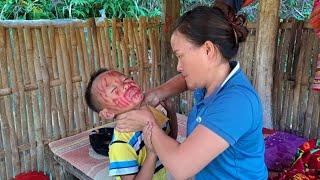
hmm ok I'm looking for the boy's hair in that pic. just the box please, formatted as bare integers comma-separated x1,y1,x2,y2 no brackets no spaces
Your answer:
85,68,109,113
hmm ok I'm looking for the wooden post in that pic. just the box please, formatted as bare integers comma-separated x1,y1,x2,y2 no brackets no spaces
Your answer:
161,0,180,108
253,0,280,128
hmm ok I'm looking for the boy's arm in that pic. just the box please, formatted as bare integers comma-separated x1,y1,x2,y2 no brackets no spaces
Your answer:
120,152,157,180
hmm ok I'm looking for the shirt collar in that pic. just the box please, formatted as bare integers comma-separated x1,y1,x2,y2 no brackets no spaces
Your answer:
196,61,240,105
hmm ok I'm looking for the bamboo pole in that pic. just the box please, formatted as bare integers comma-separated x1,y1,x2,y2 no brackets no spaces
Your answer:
127,19,136,68
78,29,91,129
86,27,96,128
134,20,143,86
111,18,117,69
139,17,148,90
0,27,14,179
122,19,129,76
74,28,86,132
41,27,54,139
154,18,161,86
12,28,26,174
17,28,32,172
6,29,21,177
54,28,69,136
49,26,59,80
96,26,105,68
99,23,111,69
148,24,155,87
49,27,65,139
58,28,74,135
24,29,38,161
65,26,76,77
115,24,122,73
92,23,101,70
33,28,48,171
80,28,90,80
87,26,95,72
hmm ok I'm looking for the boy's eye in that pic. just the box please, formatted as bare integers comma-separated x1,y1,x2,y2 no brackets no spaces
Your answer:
124,77,133,82
111,87,117,93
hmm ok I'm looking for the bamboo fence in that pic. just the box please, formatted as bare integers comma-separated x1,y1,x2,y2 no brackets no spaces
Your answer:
0,17,161,179
0,17,318,179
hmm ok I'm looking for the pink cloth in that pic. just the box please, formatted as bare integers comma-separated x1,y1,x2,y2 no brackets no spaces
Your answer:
49,114,187,179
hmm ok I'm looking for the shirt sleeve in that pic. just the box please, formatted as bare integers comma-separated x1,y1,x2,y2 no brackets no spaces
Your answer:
199,89,255,146
108,142,139,176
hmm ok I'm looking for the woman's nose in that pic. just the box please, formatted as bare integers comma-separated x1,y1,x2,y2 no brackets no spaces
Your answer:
177,61,183,72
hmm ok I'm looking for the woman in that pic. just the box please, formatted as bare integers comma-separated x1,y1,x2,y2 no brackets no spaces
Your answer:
116,2,268,179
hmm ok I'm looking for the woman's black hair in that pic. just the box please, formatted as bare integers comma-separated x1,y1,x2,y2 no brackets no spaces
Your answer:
173,2,248,59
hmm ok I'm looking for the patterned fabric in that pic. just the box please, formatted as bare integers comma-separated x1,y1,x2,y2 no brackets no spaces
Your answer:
271,139,320,180
108,106,169,180
264,131,306,171
242,0,257,7
312,54,320,92
310,0,320,38
310,1,320,93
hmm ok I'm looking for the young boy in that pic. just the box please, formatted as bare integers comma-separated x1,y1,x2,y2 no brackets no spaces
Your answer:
85,68,177,180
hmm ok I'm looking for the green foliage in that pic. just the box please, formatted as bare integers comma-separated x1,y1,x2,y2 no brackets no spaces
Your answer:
0,0,315,20
0,0,161,20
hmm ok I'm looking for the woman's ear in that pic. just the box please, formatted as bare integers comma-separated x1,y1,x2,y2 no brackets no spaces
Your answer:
203,40,216,58
99,109,115,119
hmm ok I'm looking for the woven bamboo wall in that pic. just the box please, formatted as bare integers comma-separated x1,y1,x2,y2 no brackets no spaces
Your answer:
273,20,320,139
0,17,161,179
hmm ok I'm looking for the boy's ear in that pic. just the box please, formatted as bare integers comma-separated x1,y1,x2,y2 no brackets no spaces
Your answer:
99,109,115,119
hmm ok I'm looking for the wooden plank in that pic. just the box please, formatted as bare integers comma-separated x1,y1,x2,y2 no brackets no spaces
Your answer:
291,23,305,133
298,30,315,135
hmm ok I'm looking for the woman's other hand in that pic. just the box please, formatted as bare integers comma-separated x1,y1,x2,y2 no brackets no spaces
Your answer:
142,88,162,106
115,106,155,132
160,98,178,139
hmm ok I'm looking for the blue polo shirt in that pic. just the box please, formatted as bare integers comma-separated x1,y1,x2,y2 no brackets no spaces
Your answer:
187,61,267,180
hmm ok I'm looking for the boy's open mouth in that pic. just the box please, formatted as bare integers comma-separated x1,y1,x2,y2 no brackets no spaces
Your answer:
124,86,142,100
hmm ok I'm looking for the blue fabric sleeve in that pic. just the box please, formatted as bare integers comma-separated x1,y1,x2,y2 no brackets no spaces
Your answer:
200,88,253,146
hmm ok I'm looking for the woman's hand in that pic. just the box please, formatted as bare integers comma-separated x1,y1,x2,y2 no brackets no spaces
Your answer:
143,122,155,154
115,106,156,132
142,88,162,107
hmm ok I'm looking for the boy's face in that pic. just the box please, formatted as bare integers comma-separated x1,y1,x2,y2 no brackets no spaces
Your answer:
92,70,143,117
